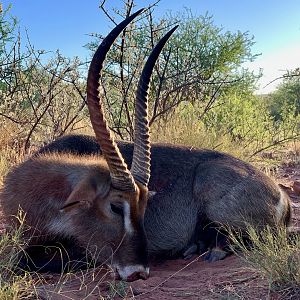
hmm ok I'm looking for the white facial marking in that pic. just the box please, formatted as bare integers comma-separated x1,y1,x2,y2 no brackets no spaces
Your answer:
114,264,149,280
123,202,134,235
276,188,287,222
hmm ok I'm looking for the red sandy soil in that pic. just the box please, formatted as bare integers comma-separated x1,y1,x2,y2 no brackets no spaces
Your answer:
6,163,300,300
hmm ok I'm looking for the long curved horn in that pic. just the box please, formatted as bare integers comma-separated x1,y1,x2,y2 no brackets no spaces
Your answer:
130,26,178,187
87,9,144,191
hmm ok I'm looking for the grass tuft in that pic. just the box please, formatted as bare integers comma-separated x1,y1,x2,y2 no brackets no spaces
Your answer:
0,210,39,299
229,226,300,299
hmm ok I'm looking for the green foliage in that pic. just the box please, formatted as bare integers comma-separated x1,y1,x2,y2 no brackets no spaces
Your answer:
166,10,256,74
152,101,249,159
267,71,300,120
0,4,17,92
88,5,258,139
154,85,300,158
204,91,275,151
0,4,17,58
200,75,299,156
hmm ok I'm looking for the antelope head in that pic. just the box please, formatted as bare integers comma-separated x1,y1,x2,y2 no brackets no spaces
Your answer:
62,10,177,281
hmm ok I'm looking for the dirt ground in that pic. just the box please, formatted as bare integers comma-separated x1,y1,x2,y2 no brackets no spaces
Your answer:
29,161,300,300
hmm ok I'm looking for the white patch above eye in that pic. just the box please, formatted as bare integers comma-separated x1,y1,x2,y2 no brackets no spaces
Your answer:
123,202,134,235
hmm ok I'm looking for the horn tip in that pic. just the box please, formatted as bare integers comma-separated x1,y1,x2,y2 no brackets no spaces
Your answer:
169,24,179,34
133,8,145,17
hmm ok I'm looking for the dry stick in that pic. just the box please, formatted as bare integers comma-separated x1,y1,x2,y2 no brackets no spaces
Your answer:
110,125,132,138
58,81,87,134
71,80,86,103
163,64,199,81
150,76,243,125
99,0,117,25
26,30,88,86
0,111,25,124
60,101,86,136
250,134,300,158
150,22,178,120
198,75,228,121
150,89,182,125
101,80,121,137
120,1,134,139
26,54,57,120
101,78,133,139
150,76,196,126
264,73,300,88
122,53,145,139
152,48,171,122
101,1,136,139
22,36,85,147
0,48,32,68
134,252,208,299
99,1,166,139
148,0,161,11
148,10,155,49
23,84,65,151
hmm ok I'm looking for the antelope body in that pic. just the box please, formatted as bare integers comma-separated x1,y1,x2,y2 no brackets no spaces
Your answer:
39,135,292,260
0,9,292,282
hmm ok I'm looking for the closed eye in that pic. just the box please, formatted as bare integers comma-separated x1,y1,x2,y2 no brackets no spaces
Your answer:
110,203,124,217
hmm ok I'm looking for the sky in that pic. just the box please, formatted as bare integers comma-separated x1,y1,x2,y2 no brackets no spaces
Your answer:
2,0,300,93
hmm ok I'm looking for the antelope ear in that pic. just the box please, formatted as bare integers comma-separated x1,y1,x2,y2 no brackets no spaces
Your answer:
60,174,111,213
60,200,82,212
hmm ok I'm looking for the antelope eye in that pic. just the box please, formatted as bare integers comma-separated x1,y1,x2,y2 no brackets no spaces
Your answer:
110,203,124,217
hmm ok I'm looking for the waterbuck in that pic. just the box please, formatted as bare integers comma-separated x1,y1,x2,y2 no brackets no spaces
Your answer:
1,9,292,281
1,9,178,282
38,31,292,262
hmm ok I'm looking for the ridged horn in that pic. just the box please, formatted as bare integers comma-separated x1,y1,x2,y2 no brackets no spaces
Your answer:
87,9,144,191
130,26,178,187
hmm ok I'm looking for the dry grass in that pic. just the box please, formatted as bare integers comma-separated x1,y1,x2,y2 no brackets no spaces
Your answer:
0,210,39,299
151,113,249,160
229,226,300,299
0,148,25,185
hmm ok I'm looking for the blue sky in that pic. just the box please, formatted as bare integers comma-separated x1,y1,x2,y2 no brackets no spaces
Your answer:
2,0,300,93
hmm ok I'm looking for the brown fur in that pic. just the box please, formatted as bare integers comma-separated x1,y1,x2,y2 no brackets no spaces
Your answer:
1,152,148,274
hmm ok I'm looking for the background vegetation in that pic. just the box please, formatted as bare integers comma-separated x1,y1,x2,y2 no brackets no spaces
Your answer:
0,0,299,298
0,0,299,160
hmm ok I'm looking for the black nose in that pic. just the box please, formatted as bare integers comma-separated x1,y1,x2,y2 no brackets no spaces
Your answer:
125,270,150,282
